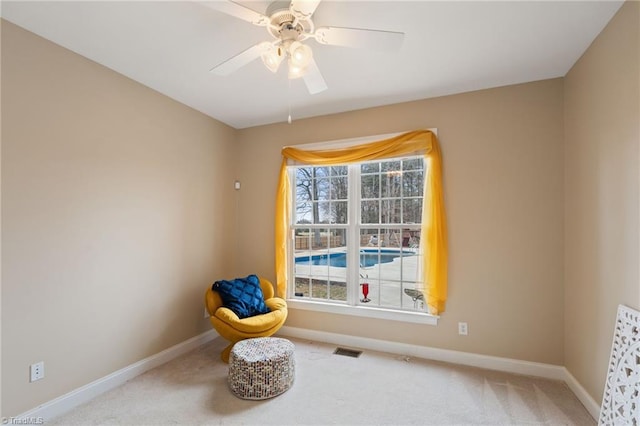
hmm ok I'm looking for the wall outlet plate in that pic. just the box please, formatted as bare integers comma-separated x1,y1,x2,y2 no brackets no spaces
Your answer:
458,322,468,336
30,361,44,382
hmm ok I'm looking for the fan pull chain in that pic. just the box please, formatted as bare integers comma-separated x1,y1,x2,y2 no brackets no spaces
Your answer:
287,79,292,124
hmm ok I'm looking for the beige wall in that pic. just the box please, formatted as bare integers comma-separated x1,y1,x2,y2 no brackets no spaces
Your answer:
564,0,640,403
0,17,4,419
235,78,566,365
1,21,237,416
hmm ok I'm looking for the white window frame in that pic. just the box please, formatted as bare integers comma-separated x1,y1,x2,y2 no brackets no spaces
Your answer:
285,132,439,326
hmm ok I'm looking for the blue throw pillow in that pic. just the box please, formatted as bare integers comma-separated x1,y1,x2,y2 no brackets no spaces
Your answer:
212,275,270,319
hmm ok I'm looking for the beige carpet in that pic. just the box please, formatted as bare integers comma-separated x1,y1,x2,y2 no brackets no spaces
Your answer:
49,336,595,425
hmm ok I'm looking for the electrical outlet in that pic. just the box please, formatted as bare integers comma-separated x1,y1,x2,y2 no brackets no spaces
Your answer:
458,322,468,336
204,307,209,318
30,362,44,382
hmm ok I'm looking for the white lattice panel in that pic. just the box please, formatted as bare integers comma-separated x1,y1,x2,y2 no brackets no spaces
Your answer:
599,304,640,426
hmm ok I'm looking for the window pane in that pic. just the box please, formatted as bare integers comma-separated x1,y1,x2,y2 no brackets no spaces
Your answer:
361,175,380,199
315,167,330,178
294,276,312,297
381,160,401,172
294,228,311,251
403,158,423,171
402,171,424,197
330,177,348,200
331,166,347,176
378,280,402,308
361,229,380,247
296,186,311,203
317,202,331,223
296,167,314,182
401,229,412,247
361,162,379,174
402,228,421,248
403,198,423,224
402,283,426,310
295,202,313,224
382,173,402,198
317,228,330,250
332,228,346,248
301,202,319,224
381,199,401,223
332,201,348,224
311,279,329,299
384,230,402,248
361,200,379,224
315,178,330,201
295,178,313,202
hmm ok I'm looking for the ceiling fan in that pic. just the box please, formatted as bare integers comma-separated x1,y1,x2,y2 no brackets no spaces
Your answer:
203,0,404,95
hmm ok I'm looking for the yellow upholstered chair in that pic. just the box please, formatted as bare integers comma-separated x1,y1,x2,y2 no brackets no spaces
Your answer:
205,277,288,362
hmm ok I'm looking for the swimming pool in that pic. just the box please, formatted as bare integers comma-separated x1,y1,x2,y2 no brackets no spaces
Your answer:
295,249,414,268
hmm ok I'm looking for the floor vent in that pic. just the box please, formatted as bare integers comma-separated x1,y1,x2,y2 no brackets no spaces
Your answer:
333,347,362,358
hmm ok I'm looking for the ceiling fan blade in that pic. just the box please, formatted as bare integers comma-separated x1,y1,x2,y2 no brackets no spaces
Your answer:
303,58,328,95
200,1,269,26
210,42,268,76
290,0,322,20
314,27,404,51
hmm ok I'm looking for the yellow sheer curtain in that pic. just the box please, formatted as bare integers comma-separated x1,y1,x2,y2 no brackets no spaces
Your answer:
274,130,448,315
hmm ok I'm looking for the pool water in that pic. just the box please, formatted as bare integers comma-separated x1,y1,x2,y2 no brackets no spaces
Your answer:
295,249,414,268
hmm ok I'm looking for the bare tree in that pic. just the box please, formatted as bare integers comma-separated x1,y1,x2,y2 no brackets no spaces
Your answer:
295,159,424,248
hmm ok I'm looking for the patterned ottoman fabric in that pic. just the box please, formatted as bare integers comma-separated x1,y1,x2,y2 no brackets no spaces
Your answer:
228,337,295,400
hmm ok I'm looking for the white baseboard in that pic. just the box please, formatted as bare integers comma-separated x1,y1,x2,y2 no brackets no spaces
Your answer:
278,326,565,379
562,367,601,421
16,326,601,423
17,329,218,423
277,326,599,421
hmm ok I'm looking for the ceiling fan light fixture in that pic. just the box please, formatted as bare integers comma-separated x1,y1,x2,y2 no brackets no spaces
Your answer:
260,43,283,73
287,59,307,79
288,41,313,68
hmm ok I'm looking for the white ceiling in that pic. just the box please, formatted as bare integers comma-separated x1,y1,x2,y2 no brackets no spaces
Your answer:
1,1,623,129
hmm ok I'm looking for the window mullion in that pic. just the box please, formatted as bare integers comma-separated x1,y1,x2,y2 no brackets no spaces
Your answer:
288,167,295,300
347,164,361,306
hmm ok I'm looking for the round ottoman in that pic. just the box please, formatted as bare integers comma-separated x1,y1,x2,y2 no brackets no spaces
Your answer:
228,337,295,400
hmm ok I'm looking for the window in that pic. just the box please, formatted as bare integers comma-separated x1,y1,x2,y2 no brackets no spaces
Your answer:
290,156,428,313
274,130,447,322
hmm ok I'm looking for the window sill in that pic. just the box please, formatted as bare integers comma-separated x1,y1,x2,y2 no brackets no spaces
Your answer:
286,299,439,325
